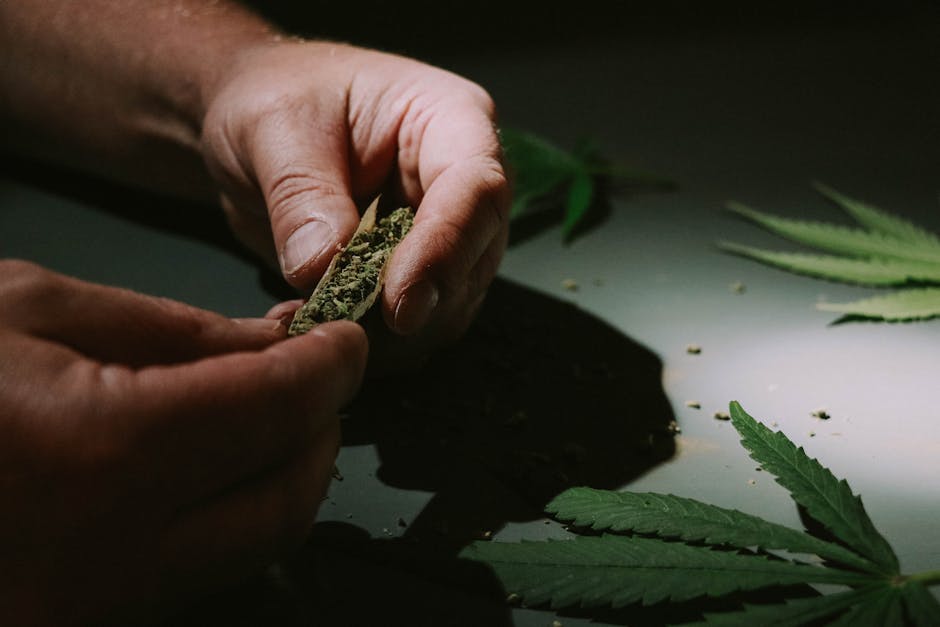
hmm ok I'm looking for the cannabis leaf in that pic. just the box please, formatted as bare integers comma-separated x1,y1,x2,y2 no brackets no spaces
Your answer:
727,402,898,575
500,127,673,242
719,184,940,321
545,488,875,572
460,401,940,625
463,535,871,609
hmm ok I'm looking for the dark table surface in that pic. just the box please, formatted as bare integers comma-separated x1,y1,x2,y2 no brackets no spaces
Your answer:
2,5,939,625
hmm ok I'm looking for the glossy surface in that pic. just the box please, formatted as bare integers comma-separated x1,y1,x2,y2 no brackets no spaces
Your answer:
2,12,938,626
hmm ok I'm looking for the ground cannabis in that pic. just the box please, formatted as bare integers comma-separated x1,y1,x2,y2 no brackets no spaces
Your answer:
289,203,414,336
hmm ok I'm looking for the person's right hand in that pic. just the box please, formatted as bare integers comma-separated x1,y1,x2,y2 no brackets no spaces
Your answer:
0,260,367,626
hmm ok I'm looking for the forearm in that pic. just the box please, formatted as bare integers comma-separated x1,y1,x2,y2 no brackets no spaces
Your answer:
0,0,277,200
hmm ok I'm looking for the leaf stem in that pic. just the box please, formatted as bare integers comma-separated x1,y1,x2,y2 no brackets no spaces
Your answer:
906,570,940,587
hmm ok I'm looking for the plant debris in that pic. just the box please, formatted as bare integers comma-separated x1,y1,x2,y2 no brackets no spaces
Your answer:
289,198,414,335
686,344,702,355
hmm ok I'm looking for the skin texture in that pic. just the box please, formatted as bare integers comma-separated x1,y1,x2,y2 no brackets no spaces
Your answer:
0,1,510,344
0,261,367,625
0,0,508,623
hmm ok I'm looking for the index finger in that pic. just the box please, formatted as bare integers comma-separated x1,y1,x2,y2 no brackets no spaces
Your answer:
383,96,510,335
101,321,367,506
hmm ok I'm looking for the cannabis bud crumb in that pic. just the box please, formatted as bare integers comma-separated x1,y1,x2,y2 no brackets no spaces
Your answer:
686,344,702,355
289,199,414,336
685,400,701,409
811,409,831,420
713,411,731,421
331,465,344,481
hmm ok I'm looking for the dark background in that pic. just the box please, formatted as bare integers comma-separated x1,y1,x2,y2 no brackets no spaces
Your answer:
245,1,939,60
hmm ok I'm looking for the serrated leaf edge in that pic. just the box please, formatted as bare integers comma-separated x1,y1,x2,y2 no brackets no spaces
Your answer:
728,402,899,575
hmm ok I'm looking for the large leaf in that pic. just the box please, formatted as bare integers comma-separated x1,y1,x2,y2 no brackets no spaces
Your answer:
460,535,876,609
718,242,940,286
900,581,940,626
547,488,877,573
814,182,940,248
695,586,878,626
723,186,940,325
827,586,905,627
728,402,899,575
816,288,940,321
726,203,940,264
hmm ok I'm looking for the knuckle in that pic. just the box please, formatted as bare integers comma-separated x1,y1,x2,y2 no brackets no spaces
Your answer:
475,157,511,218
429,218,477,292
0,260,66,319
457,78,497,119
266,170,345,215
38,361,132,476
150,297,211,340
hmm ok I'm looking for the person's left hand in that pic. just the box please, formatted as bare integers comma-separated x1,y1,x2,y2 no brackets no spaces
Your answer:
200,41,509,361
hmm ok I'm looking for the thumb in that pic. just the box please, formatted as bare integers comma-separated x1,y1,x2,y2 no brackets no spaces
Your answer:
250,111,361,291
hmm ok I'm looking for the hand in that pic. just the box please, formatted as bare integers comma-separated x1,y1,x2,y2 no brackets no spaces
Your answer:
0,260,367,625
200,41,510,353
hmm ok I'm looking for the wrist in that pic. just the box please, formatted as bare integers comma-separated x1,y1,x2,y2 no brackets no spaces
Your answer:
148,6,281,151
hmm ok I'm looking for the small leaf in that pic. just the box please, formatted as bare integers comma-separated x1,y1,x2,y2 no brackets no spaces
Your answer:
814,182,940,248
562,168,594,238
726,203,940,264
547,487,877,572
817,288,940,321
728,402,899,576
827,586,904,627
695,586,878,626
900,581,940,626
718,242,940,286
500,128,581,176
460,535,876,609
501,128,581,219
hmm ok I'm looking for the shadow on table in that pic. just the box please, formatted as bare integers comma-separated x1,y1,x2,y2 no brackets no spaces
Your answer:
173,277,679,626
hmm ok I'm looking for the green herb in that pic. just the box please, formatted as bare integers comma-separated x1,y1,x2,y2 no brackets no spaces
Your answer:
461,402,940,625
500,128,674,242
720,183,940,322
289,201,413,336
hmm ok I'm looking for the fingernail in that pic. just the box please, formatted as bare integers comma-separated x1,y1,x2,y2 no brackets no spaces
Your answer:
281,220,336,275
393,281,439,335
